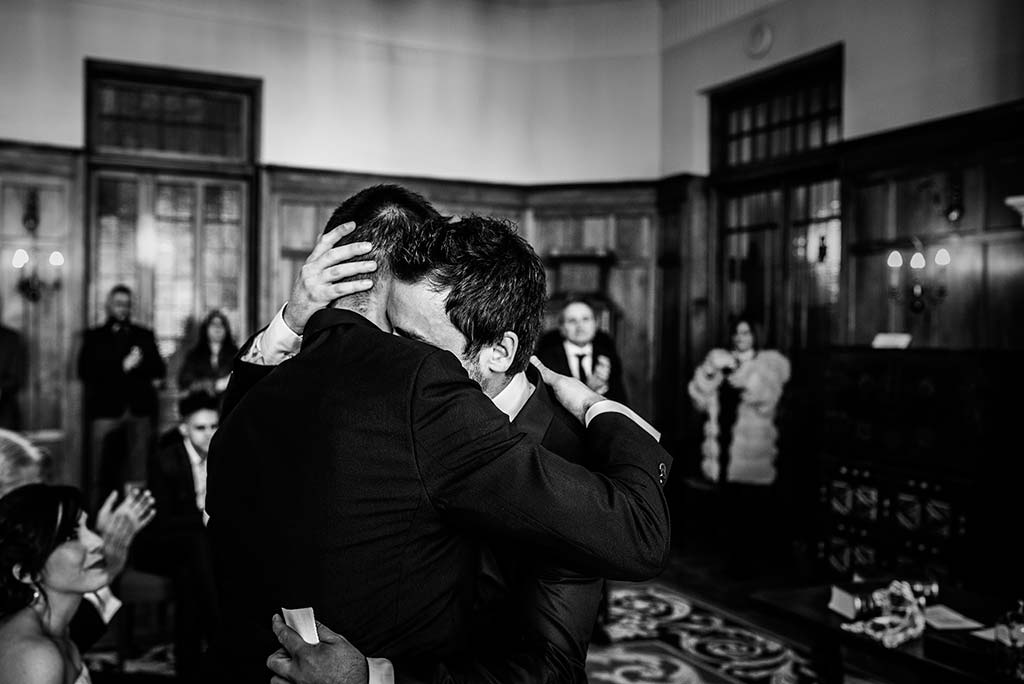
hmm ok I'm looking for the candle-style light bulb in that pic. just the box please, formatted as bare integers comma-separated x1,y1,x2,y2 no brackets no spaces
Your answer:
910,252,926,269
887,250,903,268
934,248,951,266
12,249,29,269
48,251,65,267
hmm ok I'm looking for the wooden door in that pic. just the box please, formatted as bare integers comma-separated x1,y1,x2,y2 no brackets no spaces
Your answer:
0,159,81,486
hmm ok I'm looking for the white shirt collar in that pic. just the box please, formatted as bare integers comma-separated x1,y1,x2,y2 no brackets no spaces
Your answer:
183,436,206,466
563,340,594,356
491,371,535,422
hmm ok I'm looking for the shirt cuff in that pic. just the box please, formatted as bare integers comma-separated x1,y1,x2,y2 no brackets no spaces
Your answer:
584,401,661,442
243,305,302,366
367,657,394,684
84,587,122,624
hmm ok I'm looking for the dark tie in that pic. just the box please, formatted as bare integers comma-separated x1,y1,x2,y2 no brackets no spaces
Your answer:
576,353,589,383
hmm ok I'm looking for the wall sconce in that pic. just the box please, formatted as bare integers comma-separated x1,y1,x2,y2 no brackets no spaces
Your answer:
887,242,950,314
12,188,63,302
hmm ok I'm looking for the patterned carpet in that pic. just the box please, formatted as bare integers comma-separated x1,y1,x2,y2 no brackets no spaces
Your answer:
586,583,819,684
84,583,819,683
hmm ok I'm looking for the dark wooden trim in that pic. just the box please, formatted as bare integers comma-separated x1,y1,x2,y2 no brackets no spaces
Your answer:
85,59,262,95
0,139,83,158
86,153,255,178
704,44,844,98
840,99,1024,175
263,162,660,196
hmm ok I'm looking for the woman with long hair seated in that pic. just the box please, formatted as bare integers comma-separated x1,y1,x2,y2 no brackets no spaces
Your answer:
177,310,238,396
0,484,110,684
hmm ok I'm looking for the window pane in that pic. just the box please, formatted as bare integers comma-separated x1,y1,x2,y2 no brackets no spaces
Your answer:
91,80,249,162
94,178,139,317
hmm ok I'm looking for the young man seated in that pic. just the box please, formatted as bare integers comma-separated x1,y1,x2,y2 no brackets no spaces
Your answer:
141,390,220,680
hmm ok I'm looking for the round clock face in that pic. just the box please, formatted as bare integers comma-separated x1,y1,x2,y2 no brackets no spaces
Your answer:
746,21,774,59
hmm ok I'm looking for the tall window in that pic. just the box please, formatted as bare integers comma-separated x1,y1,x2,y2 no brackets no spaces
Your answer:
711,47,843,349
86,61,259,389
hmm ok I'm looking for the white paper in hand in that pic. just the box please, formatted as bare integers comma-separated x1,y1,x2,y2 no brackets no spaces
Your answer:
282,607,320,645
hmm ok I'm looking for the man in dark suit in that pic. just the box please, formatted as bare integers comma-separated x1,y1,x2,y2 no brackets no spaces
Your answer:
259,216,621,682
0,322,26,430
535,299,628,405
78,284,166,509
143,390,220,681
206,186,671,684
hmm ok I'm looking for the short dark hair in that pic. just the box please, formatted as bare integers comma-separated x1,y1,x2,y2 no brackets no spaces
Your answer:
0,484,83,618
559,296,596,323
109,284,132,299
391,215,546,376
320,185,440,309
178,390,220,420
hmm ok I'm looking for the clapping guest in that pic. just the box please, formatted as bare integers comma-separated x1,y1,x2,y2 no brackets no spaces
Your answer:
688,317,790,574
535,298,629,404
0,428,156,651
78,284,166,510
177,310,238,396
0,484,112,684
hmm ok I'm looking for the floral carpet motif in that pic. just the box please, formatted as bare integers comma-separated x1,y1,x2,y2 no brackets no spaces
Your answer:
586,584,818,684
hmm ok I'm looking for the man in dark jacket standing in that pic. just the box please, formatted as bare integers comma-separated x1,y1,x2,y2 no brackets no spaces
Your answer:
78,284,166,509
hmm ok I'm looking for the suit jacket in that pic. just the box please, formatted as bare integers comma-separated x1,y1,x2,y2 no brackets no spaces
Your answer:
78,320,166,419
148,435,205,535
134,433,207,574
535,330,628,405
207,309,671,683
0,325,26,430
435,365,602,684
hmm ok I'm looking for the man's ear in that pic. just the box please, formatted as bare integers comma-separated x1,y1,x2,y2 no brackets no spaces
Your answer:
178,423,188,438
483,331,519,375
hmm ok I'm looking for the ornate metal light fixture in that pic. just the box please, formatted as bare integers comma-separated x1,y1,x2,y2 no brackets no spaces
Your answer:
886,240,950,313
12,189,63,302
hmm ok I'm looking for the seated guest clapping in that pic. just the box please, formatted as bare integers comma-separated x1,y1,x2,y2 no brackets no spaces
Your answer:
0,484,110,684
0,429,155,651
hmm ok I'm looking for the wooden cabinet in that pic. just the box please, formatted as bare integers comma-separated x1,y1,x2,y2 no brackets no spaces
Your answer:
797,349,1020,595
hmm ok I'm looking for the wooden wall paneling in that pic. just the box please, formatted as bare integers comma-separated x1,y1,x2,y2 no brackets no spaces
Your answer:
925,243,983,349
983,238,1024,348
985,156,1024,230
0,143,84,488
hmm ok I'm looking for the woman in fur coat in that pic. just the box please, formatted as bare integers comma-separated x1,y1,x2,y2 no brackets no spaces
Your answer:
688,318,790,572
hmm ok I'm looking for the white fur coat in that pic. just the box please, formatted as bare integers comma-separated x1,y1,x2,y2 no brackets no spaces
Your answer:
687,349,790,485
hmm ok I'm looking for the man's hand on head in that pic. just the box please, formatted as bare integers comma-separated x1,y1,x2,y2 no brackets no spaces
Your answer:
282,221,378,335
530,355,605,423
267,614,369,684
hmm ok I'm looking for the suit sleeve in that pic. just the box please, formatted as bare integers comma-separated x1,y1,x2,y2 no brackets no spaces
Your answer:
69,599,108,652
219,332,276,420
142,330,166,382
77,332,99,383
412,350,672,580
